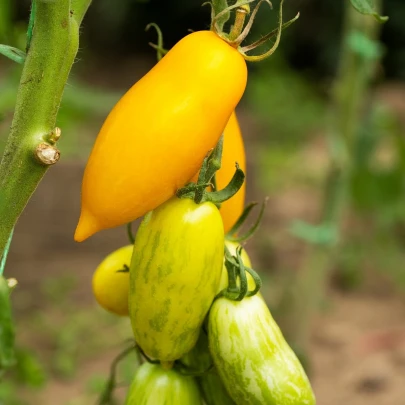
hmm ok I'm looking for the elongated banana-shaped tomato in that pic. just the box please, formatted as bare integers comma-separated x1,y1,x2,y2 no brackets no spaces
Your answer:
217,112,246,233
125,363,202,405
192,112,246,233
129,197,224,362
75,31,247,242
208,295,316,405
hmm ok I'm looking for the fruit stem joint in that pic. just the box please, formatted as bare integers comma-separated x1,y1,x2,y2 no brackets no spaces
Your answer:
228,6,250,43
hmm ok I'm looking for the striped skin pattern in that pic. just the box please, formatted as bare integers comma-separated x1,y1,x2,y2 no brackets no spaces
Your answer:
208,295,316,405
182,331,236,405
129,197,224,362
125,363,202,405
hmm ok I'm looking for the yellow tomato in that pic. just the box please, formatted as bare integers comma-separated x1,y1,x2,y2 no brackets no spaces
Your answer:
218,112,246,233
92,245,133,316
75,31,247,242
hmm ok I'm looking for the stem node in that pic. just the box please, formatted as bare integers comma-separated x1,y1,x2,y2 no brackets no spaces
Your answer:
35,143,60,166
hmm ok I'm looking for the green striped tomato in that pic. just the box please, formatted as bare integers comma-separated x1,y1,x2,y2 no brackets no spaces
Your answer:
208,295,316,405
182,331,236,405
125,362,202,405
129,197,224,362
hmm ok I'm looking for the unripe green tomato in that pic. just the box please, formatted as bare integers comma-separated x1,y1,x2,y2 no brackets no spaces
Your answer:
125,362,202,405
129,197,224,362
208,295,316,405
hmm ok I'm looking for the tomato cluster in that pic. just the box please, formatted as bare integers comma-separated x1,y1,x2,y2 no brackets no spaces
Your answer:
80,4,315,404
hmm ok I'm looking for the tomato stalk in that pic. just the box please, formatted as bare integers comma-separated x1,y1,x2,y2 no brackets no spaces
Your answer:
0,0,92,257
211,0,299,61
176,136,245,205
216,245,262,301
227,5,250,43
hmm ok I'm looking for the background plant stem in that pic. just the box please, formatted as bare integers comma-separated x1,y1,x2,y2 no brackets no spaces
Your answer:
278,0,383,357
0,0,91,257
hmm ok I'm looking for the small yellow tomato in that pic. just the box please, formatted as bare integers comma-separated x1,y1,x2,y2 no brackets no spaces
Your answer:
75,30,247,242
92,245,133,316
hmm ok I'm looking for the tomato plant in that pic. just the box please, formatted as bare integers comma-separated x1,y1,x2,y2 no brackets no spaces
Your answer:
3,0,391,403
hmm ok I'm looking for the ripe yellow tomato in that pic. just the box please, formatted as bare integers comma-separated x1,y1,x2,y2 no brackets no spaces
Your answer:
92,245,133,316
191,111,246,234
75,31,247,242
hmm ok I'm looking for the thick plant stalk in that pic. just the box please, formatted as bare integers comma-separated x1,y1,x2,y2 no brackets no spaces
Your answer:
279,0,384,354
0,0,91,257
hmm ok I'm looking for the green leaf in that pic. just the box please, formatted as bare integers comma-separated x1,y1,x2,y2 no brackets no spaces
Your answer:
211,0,230,31
0,45,26,64
350,0,389,23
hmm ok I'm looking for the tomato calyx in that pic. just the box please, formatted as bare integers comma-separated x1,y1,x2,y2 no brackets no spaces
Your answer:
226,198,267,242
176,135,245,205
216,245,262,301
210,0,300,62
145,23,168,61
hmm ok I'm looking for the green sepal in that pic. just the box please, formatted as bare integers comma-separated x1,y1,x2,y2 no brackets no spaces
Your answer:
0,45,26,64
126,222,135,244
146,23,167,61
245,266,262,297
0,276,16,370
26,0,36,52
216,244,262,301
226,202,258,237
201,165,245,204
226,199,267,242
350,0,388,23
210,0,230,31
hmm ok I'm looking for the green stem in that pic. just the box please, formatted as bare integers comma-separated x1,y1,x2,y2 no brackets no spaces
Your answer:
0,229,13,276
0,0,91,257
279,0,383,352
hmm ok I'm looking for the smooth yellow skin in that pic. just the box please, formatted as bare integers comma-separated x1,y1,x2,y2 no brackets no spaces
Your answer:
129,197,224,362
92,245,133,316
192,112,246,234
75,31,247,242
217,112,246,233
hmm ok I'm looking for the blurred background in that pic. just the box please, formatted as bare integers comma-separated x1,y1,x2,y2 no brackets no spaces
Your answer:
1,0,405,404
